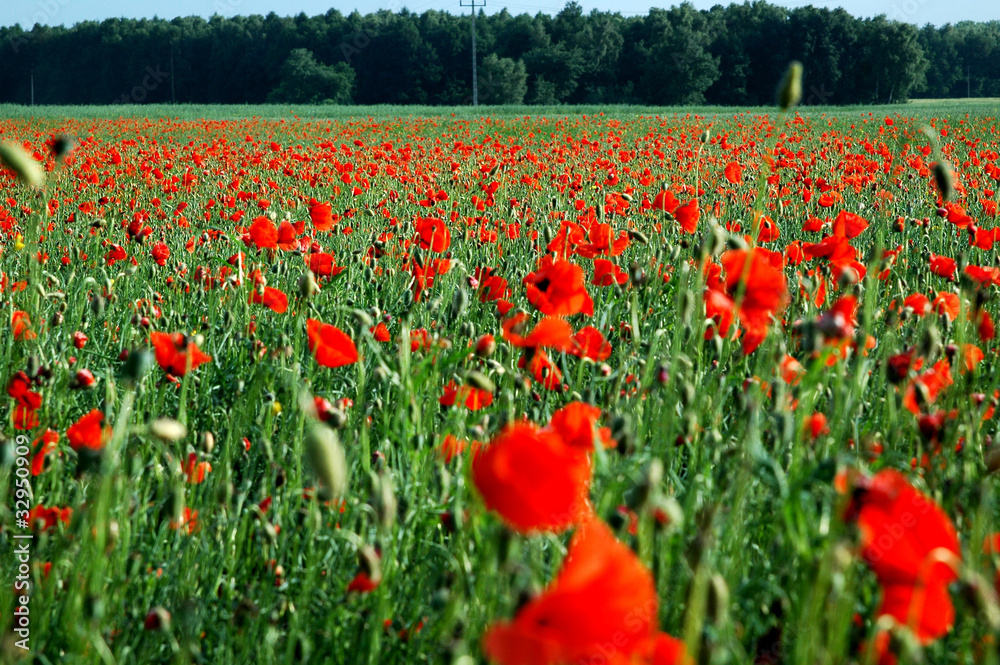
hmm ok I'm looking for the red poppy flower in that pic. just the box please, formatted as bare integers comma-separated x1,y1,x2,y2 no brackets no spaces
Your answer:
928,253,956,281
569,326,612,361
346,571,380,593
707,248,789,354
250,286,289,314
310,200,334,231
369,322,391,342
651,190,679,213
902,293,931,316
27,505,72,532
182,452,212,484
150,332,213,376
842,469,961,644
31,429,59,476
12,311,36,340
482,516,657,665
502,313,574,352
248,216,278,249
438,433,482,463
524,260,594,317
674,200,699,234
931,291,960,321
832,210,869,239
151,242,170,266
415,217,451,253
308,252,344,278
439,380,494,410
472,421,591,533
724,161,743,184
306,319,358,368
548,402,614,451
592,258,629,286
276,221,299,251
66,409,111,451
8,371,42,410
903,358,952,414
519,348,564,390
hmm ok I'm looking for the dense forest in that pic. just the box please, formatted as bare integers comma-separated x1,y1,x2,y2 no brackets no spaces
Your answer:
1,0,997,106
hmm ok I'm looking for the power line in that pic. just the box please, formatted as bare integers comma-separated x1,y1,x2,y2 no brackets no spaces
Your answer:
459,0,486,106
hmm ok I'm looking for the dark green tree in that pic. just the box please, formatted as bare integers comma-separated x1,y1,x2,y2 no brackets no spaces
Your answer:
267,48,354,103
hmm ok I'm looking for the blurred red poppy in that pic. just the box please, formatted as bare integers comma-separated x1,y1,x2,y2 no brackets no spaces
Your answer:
482,516,657,665
66,409,111,451
472,421,591,533
150,332,212,376
842,469,961,644
306,319,358,368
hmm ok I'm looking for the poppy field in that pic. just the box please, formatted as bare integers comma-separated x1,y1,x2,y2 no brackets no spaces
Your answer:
2,104,1000,665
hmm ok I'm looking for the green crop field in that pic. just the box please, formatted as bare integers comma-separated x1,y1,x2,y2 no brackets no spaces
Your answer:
0,98,999,665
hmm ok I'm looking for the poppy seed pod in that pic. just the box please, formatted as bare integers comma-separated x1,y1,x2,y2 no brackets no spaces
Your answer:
932,160,954,202
776,61,803,111
304,425,347,499
0,141,44,188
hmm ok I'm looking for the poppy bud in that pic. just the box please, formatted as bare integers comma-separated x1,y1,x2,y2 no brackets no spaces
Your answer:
358,545,382,581
352,308,373,330
776,61,803,111
932,160,954,202
0,141,44,188
72,368,97,389
201,431,215,454
610,414,634,453
304,425,347,499
680,382,696,408
985,443,1000,474
298,273,320,298
150,418,187,442
369,471,397,530
627,229,649,244
465,370,495,393
51,134,76,162
475,334,496,357
651,496,683,531
448,287,469,323
144,606,171,632
707,574,729,626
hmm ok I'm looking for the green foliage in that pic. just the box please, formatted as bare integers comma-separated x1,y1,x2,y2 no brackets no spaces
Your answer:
478,54,528,105
3,1,999,106
268,48,354,104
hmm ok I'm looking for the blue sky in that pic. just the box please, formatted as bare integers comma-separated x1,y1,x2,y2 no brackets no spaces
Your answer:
4,0,999,29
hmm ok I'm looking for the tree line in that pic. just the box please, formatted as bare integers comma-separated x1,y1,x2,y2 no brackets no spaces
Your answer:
1,1,998,106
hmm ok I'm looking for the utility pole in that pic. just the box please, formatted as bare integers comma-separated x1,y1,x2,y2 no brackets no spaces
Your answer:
459,0,485,106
